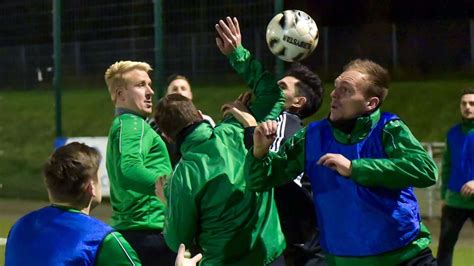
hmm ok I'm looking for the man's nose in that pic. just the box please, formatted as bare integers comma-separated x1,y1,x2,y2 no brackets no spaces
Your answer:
147,86,154,95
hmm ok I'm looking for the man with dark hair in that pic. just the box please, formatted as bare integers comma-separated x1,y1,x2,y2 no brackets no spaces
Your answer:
245,59,439,265
154,17,286,265
219,26,325,266
437,88,474,266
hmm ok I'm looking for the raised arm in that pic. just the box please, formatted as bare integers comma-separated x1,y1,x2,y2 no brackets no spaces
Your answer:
216,17,284,122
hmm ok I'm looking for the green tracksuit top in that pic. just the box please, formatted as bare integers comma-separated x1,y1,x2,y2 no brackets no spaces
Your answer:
441,119,474,209
245,109,438,266
106,110,172,230
163,46,286,265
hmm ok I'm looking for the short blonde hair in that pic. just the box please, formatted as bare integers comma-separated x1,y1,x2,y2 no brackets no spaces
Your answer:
104,60,152,103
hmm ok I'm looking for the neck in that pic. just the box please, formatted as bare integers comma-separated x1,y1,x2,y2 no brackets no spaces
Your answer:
51,201,91,215
114,107,145,118
175,120,206,148
329,109,378,134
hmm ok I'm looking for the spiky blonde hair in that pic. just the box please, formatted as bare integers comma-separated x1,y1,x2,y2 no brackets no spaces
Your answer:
104,60,152,103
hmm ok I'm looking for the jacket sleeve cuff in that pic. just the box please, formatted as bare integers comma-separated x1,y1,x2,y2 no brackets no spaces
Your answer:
350,159,371,186
227,45,249,62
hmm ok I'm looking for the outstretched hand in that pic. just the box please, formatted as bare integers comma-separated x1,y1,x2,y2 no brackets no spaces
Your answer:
215,17,241,55
253,120,278,158
175,244,202,266
317,153,352,177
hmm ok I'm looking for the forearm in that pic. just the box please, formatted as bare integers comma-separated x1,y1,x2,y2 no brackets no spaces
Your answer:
228,45,284,121
351,156,438,188
120,160,163,195
245,129,306,191
351,121,438,189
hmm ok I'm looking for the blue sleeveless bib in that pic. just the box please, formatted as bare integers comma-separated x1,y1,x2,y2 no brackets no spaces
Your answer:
447,124,474,192
305,112,420,256
6,206,113,266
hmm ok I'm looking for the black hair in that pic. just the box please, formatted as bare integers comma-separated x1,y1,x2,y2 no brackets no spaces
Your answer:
461,87,474,96
284,63,324,118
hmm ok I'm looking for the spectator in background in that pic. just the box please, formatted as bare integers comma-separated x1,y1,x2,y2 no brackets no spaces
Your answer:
5,142,202,266
104,61,175,265
149,74,215,166
437,88,474,266
165,74,215,127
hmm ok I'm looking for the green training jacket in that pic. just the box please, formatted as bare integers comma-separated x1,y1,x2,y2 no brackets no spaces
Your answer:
441,119,474,209
245,109,438,266
106,110,172,230
163,45,286,265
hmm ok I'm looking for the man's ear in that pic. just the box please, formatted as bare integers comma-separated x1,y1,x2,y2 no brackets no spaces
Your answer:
116,87,125,102
292,96,307,109
85,179,96,197
366,96,380,111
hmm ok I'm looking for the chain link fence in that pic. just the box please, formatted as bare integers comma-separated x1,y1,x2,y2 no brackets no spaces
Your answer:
0,1,473,90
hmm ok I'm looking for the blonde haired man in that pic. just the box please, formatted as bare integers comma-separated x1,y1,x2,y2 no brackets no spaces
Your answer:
104,61,175,265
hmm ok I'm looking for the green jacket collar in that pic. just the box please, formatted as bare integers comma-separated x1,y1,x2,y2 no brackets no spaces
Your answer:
461,119,474,133
178,121,213,155
330,109,381,144
115,107,146,119
51,204,82,214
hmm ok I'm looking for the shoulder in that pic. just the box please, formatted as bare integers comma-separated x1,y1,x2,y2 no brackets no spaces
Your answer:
171,160,203,190
98,232,140,265
382,119,413,137
447,123,462,135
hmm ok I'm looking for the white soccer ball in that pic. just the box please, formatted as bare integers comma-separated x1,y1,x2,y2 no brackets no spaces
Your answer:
266,10,319,62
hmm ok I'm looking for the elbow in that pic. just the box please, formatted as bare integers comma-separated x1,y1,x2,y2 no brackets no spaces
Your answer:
416,164,439,188
119,163,134,181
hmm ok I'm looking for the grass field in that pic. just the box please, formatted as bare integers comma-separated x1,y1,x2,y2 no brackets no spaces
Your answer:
1,200,473,265
1,78,473,199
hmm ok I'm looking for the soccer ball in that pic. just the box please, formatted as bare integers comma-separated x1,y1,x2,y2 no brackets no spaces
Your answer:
266,10,319,62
